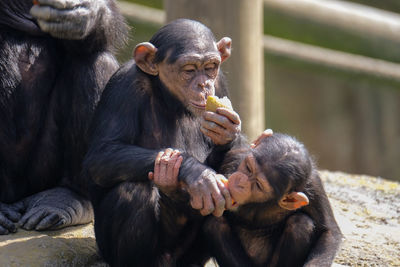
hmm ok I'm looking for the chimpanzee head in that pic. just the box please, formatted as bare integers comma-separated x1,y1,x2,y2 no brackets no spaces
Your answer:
133,19,231,116
227,133,311,210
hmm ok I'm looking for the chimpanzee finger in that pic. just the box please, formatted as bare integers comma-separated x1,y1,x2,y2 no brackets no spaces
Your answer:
202,114,239,142
35,213,63,230
3,208,22,222
33,0,88,10
153,151,164,182
202,113,228,132
0,213,17,233
166,151,180,186
19,210,48,230
200,126,227,145
173,156,183,181
200,194,215,216
216,177,233,210
31,6,91,24
10,201,25,213
211,191,226,217
216,108,241,125
190,193,203,210
251,129,273,148
158,150,172,184
36,20,77,36
204,109,240,130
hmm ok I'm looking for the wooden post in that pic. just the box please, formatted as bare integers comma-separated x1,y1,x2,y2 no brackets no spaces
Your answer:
164,0,265,140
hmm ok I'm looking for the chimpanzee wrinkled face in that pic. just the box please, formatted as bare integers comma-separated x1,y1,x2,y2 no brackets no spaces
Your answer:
133,19,231,117
227,152,275,206
226,133,311,209
157,44,221,116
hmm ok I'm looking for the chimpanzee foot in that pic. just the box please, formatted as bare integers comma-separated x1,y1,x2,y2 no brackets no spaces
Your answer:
16,187,93,231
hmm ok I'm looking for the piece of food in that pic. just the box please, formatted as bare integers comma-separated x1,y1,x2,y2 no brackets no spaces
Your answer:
220,177,236,205
221,177,229,187
205,95,233,112
33,0,39,5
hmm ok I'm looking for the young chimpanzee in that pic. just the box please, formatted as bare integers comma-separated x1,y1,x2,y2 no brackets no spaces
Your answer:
83,19,241,266
155,132,342,267
206,132,342,267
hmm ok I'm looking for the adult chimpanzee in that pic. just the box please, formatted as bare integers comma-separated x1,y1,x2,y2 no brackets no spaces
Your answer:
83,19,241,266
201,132,343,267
0,0,127,235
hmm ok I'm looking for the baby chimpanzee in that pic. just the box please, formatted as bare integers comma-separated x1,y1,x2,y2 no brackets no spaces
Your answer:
152,132,342,267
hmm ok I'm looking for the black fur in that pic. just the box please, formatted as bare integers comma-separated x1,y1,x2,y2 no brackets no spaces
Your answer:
0,0,127,234
84,20,234,266
203,134,342,267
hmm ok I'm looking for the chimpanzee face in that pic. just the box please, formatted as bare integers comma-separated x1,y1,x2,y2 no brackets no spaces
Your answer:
134,32,231,117
227,153,275,206
157,48,221,116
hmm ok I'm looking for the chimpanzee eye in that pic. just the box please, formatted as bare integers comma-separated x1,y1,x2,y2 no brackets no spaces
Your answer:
182,65,196,73
205,63,216,71
256,181,263,191
246,163,252,175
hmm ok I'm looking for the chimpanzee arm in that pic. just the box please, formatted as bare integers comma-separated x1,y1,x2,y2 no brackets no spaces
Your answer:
269,213,315,267
203,216,255,267
85,142,161,187
84,65,212,189
205,134,247,171
302,172,343,266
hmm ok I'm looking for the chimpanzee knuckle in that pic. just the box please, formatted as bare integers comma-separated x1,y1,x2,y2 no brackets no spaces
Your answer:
217,115,230,127
0,214,14,232
214,195,225,211
204,121,215,131
190,197,203,210
37,0,65,9
212,204,225,217
200,209,210,216
37,20,51,32
173,164,180,173
202,202,215,215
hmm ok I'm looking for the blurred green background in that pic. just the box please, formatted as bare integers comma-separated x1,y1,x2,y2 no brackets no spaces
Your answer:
116,0,400,181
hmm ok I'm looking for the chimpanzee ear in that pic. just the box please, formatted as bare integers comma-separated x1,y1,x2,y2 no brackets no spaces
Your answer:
279,192,309,210
133,42,158,76
216,37,232,63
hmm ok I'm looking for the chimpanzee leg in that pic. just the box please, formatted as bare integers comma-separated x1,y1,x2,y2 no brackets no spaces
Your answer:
93,182,162,267
269,213,315,267
201,216,253,267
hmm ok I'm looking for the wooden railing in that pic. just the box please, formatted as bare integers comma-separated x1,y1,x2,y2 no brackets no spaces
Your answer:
117,0,400,81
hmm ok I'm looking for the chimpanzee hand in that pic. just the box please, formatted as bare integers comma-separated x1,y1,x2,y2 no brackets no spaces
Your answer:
251,128,273,148
30,0,109,40
0,202,23,235
201,108,241,145
15,187,93,231
185,169,233,217
148,148,183,195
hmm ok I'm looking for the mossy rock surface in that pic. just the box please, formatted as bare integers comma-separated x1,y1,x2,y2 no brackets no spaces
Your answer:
320,171,400,266
1,171,399,266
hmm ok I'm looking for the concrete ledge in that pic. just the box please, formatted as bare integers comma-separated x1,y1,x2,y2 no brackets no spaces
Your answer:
1,171,399,266
0,223,105,267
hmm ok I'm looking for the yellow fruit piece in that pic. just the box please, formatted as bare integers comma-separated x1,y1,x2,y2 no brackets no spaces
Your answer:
221,177,229,187
220,177,236,205
205,96,232,112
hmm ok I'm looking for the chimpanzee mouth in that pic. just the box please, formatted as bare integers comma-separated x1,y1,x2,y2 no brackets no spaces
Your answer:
190,101,206,109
